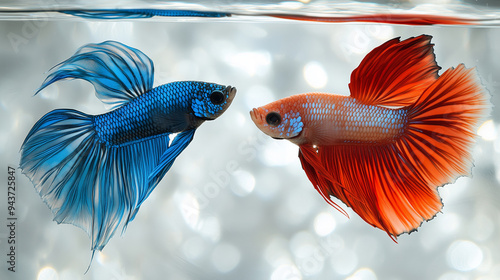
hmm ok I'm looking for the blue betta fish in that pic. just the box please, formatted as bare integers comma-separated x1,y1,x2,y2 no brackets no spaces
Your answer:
20,41,236,252
60,9,231,19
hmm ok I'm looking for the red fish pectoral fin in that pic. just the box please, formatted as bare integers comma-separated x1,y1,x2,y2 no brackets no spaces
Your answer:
349,35,440,107
299,143,443,238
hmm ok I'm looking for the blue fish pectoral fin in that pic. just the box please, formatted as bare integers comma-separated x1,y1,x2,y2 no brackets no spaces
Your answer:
37,41,154,109
147,129,196,198
153,111,193,132
20,109,172,252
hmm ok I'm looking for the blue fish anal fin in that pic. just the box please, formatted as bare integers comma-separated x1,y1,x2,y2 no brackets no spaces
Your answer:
20,109,172,252
37,41,154,109
61,9,231,19
146,129,196,201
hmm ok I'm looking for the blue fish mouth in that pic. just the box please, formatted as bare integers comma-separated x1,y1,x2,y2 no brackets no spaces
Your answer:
226,85,237,98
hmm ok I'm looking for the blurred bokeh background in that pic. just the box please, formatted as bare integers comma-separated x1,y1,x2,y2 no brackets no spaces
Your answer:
1,1,500,280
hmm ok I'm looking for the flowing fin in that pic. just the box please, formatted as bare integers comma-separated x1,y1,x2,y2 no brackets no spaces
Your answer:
298,149,349,218
404,64,490,189
61,9,231,19
349,35,440,107
20,109,179,251
299,64,489,238
37,41,154,109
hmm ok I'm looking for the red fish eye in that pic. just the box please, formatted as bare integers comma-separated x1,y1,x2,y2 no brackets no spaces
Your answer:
210,90,225,105
266,112,281,126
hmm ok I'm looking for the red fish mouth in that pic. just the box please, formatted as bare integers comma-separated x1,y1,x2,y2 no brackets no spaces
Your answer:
249,108,263,124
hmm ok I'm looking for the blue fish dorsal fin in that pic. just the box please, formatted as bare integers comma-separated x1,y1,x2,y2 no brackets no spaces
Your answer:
37,41,154,109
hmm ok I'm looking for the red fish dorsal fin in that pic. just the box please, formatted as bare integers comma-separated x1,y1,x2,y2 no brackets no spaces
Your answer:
349,35,440,107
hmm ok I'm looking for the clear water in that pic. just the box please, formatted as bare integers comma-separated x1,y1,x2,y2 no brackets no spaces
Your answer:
1,1,500,280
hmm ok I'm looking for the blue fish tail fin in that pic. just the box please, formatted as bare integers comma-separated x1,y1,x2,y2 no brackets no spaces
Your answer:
37,41,154,109
20,109,98,233
20,109,197,252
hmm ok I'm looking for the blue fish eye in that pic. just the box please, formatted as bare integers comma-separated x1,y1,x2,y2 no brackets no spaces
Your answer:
266,112,281,126
210,90,225,105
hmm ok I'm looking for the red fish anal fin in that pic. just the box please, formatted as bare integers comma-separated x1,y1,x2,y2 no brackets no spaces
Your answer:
299,147,349,218
349,35,440,107
300,143,443,238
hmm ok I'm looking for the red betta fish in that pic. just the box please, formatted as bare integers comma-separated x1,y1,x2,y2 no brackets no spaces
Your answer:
250,35,490,239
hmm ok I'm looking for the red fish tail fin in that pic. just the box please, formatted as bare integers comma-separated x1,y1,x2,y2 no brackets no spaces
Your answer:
298,65,489,238
405,64,490,187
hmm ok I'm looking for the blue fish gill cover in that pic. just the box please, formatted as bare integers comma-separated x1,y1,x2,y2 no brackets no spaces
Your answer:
20,41,236,257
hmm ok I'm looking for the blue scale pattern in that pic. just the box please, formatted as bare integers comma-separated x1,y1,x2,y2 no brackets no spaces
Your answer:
274,111,304,138
94,81,226,146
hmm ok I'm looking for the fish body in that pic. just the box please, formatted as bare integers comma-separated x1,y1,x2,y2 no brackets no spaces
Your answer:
94,82,233,146
20,41,236,253
251,93,407,146
251,35,490,238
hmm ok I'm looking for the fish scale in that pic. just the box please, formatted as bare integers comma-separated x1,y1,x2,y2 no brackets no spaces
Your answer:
94,82,199,146
301,94,407,144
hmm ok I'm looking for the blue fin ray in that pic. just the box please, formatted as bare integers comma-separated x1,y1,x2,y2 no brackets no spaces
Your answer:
37,41,154,109
20,109,180,251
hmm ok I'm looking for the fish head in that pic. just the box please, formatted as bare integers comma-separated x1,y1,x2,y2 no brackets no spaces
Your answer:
250,98,304,140
191,83,237,120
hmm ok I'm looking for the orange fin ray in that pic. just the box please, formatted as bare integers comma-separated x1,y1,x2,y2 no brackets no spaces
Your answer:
349,35,440,107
